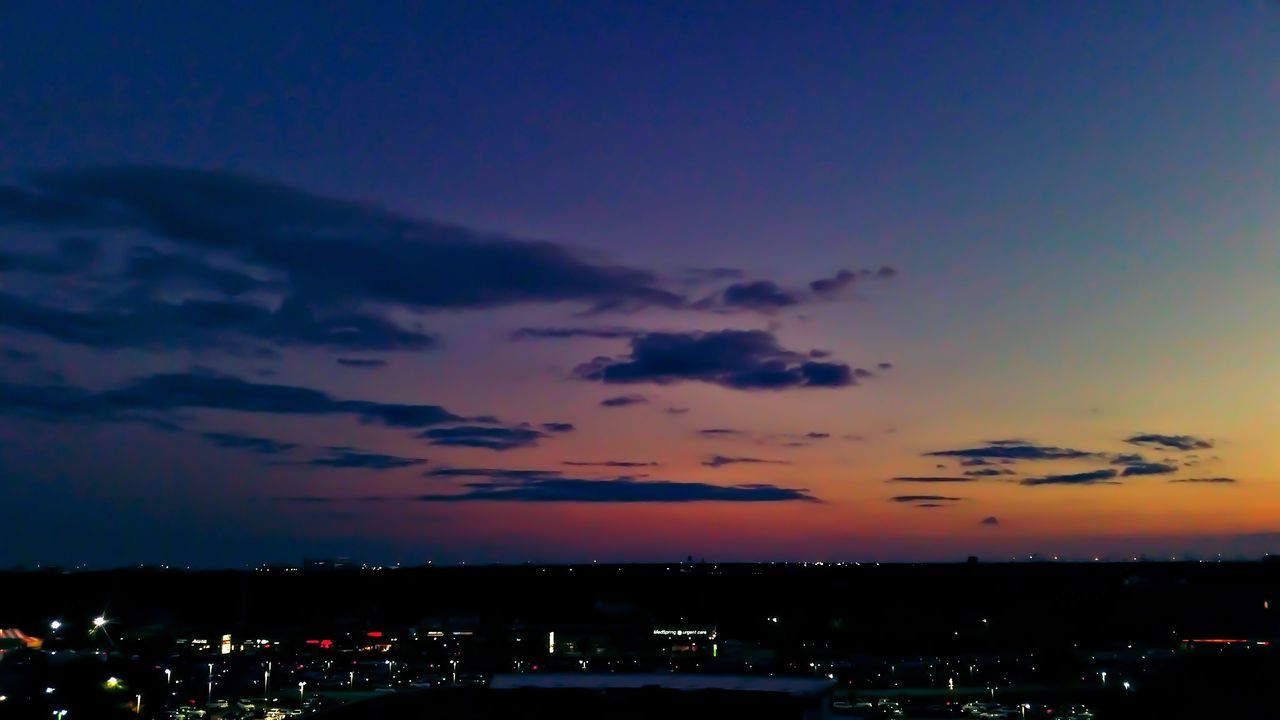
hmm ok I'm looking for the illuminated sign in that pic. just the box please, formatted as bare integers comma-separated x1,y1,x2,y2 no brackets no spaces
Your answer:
653,629,712,636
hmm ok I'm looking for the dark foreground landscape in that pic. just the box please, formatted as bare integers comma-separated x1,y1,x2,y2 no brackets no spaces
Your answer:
2,560,1279,718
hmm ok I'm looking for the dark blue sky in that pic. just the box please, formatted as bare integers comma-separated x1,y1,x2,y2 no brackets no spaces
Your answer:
1,2,1277,566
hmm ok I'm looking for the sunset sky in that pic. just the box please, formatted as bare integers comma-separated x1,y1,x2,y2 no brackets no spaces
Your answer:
1,2,1277,566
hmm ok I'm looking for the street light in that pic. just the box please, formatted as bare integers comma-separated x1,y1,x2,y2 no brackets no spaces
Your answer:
164,668,171,686
92,617,107,628
207,664,214,706
298,681,306,705
49,620,62,631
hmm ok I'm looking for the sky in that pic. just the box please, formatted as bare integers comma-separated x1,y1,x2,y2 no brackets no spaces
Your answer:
0,1,1277,567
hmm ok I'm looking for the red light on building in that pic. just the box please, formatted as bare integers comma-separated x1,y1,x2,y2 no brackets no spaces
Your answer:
320,639,334,649
367,631,383,638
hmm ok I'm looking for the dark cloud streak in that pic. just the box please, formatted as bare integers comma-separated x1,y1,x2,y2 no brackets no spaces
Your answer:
0,371,468,430
575,330,864,391
509,326,645,341
308,447,427,470
201,431,298,455
1020,469,1119,486
1125,433,1214,451
702,455,791,468
419,475,818,503
1120,462,1178,477
0,291,437,353
600,394,648,408
562,460,659,468
13,166,689,314
419,425,550,451
926,442,1099,462
336,358,388,369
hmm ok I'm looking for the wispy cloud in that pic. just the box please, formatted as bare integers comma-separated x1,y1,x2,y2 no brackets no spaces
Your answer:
1125,433,1214,451
926,441,1099,462
0,370,466,428
890,495,964,504
201,431,298,455
575,329,878,391
417,469,818,503
509,326,645,341
1020,469,1119,486
562,460,659,468
336,357,388,369
702,455,791,468
419,425,556,451
308,447,427,470
1119,462,1178,477
693,266,897,313
600,394,648,408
